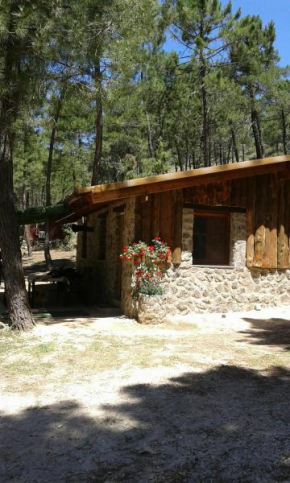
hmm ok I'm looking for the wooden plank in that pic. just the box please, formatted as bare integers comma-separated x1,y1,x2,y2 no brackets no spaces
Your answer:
151,194,161,238
253,175,267,267
172,190,183,265
278,179,290,268
184,204,246,213
160,191,173,248
64,159,290,221
74,156,290,196
134,196,142,242
231,178,247,208
267,174,278,268
141,196,152,244
246,177,256,268
286,180,290,267
87,161,290,206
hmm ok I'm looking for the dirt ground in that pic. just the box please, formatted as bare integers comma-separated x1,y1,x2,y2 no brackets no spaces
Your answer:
1,251,290,482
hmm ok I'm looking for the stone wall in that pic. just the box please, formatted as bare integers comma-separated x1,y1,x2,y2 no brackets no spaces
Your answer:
138,208,290,323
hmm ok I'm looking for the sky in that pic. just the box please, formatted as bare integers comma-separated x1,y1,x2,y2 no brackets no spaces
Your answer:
165,0,290,66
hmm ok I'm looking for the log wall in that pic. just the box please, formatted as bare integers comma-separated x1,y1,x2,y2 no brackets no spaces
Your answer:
136,172,290,270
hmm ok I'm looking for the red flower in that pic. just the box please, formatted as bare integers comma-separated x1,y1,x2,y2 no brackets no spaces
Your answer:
154,237,161,241
149,246,154,251
123,245,128,252
134,259,139,266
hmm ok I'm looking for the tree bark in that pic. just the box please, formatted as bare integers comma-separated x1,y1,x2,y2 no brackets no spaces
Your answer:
0,6,35,330
22,189,33,258
281,108,287,155
91,58,103,186
146,111,155,158
251,108,263,159
0,133,35,330
174,138,183,171
22,138,33,258
231,126,239,162
199,51,210,167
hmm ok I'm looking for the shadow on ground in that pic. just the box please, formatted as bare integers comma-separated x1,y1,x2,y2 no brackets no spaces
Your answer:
23,256,76,275
242,317,290,350
1,365,290,482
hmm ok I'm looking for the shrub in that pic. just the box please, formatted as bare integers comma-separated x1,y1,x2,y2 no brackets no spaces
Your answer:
120,237,170,298
61,225,77,251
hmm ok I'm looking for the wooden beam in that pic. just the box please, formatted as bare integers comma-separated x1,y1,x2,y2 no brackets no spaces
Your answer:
183,204,246,213
73,156,290,195
88,161,290,207
63,157,290,222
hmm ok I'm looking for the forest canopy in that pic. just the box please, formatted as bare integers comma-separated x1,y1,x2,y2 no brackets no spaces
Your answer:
2,0,289,208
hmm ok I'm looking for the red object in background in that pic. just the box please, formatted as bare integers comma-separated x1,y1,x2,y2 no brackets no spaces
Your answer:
26,222,65,243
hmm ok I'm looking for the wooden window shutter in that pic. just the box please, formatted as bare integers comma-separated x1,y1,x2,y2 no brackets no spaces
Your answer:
277,179,290,268
247,174,279,269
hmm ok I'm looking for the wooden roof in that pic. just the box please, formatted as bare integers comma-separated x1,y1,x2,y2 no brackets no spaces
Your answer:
60,155,290,222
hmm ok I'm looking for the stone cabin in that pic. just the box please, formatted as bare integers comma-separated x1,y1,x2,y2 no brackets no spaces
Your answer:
64,156,290,323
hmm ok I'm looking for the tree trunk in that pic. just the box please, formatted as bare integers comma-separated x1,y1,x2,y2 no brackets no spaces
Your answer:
199,53,210,167
281,108,287,155
251,108,263,159
231,126,239,162
91,58,103,186
22,192,33,258
249,89,263,159
24,225,32,257
174,138,183,171
0,134,35,330
146,112,155,158
0,6,34,330
22,162,33,258
44,92,64,270
256,111,264,157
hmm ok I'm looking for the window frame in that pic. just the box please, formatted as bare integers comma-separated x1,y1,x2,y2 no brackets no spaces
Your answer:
192,210,230,266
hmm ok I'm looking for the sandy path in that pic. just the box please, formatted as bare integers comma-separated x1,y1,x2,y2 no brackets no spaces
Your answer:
1,304,290,482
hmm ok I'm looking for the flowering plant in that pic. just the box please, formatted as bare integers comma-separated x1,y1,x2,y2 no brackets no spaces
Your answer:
119,237,171,298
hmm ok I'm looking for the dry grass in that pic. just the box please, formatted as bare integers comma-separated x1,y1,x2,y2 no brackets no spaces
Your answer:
0,328,183,394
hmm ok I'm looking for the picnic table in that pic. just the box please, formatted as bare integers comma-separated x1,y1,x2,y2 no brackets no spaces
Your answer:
28,273,69,308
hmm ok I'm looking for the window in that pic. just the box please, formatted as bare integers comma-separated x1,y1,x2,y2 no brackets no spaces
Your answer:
193,211,230,266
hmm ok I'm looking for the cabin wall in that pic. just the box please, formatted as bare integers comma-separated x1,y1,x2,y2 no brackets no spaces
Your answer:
77,198,136,315
138,206,290,323
137,175,290,323
76,172,290,322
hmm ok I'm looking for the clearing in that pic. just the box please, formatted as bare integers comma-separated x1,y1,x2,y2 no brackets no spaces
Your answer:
1,251,290,482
